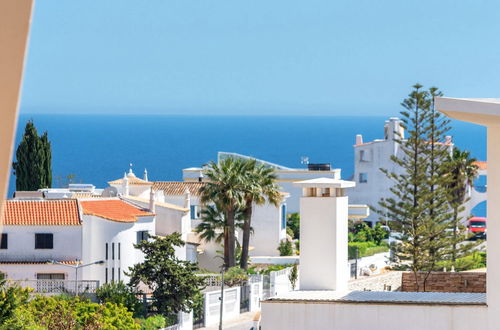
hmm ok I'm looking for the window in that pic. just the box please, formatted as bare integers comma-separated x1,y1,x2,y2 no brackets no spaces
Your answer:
359,173,368,183
105,268,108,284
190,205,201,219
112,268,115,282
35,233,53,249
37,273,64,280
118,243,121,260
0,233,7,249
281,204,287,229
112,243,115,260
137,231,149,244
359,150,370,162
118,268,121,281
105,243,108,260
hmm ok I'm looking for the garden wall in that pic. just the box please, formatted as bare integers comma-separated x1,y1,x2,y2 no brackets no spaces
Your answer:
401,272,486,293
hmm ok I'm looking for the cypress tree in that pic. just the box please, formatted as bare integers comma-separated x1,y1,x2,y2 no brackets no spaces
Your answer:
12,121,52,191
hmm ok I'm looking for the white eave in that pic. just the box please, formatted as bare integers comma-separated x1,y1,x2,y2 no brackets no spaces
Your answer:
436,97,500,126
293,177,356,189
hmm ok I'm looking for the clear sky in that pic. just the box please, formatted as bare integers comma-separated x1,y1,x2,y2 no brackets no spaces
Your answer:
20,0,500,116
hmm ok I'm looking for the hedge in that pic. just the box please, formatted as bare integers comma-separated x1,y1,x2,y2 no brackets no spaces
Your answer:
348,242,389,259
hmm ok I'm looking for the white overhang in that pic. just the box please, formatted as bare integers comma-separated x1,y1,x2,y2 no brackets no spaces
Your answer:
435,97,500,126
293,178,355,189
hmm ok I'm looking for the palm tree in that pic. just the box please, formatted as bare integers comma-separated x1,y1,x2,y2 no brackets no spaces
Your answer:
445,148,479,262
199,158,246,268
196,204,246,244
240,161,281,269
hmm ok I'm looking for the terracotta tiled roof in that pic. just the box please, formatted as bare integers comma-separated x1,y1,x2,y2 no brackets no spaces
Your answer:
0,260,80,265
72,192,103,199
153,181,206,196
108,176,152,186
80,199,154,222
474,161,487,170
123,196,189,212
1,200,81,226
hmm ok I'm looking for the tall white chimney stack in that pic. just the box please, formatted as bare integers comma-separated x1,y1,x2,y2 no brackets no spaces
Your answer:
355,134,363,145
293,178,355,291
122,172,129,196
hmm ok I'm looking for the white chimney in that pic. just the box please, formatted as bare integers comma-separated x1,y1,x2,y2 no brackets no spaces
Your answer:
144,168,148,181
293,178,355,291
149,189,155,213
122,172,129,196
184,188,191,209
355,134,363,145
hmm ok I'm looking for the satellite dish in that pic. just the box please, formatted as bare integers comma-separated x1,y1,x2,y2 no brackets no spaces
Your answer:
101,186,118,197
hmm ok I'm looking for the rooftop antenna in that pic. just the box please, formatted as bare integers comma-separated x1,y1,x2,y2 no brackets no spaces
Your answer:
301,156,309,165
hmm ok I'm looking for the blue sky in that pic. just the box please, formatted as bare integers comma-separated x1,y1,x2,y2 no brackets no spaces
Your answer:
21,0,500,116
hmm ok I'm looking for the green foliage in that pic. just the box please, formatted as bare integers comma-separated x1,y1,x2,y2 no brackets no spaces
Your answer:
287,213,300,239
349,222,388,245
376,84,471,291
239,160,281,269
295,240,300,254
223,266,249,287
436,252,486,272
0,280,31,324
2,295,139,330
96,281,142,317
200,158,248,268
288,264,298,290
199,157,280,270
278,239,293,256
12,120,52,191
192,292,205,324
128,233,205,317
137,315,166,330
348,242,389,259
444,148,480,262
258,264,294,275
286,227,294,238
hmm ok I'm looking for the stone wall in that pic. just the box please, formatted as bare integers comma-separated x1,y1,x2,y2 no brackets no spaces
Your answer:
401,272,486,293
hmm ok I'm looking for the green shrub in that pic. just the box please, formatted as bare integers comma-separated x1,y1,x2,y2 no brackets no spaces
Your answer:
259,264,294,275
436,252,486,272
286,227,295,238
348,241,389,259
96,280,142,317
224,266,248,287
2,296,140,330
137,314,166,330
287,213,300,239
278,240,293,256
0,279,31,324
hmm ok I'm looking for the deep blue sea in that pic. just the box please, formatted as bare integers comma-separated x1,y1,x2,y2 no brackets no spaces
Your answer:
8,114,487,215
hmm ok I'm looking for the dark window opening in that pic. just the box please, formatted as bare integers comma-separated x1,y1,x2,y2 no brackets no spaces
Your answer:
0,233,7,249
35,233,53,249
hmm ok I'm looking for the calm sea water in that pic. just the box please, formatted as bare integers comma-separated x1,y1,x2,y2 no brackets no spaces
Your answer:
8,114,487,215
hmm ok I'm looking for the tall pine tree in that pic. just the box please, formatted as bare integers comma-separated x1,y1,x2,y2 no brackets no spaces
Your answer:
12,120,52,191
378,84,461,291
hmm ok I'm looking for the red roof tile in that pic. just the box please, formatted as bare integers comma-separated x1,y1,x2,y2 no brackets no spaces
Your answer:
474,161,487,170
80,199,154,222
1,200,81,226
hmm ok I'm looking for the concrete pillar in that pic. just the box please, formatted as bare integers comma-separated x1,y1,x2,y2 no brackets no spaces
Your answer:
122,173,129,196
488,125,500,330
149,189,155,213
293,178,355,291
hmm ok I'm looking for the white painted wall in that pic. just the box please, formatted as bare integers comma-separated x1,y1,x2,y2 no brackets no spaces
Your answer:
0,264,78,281
0,225,82,265
81,214,155,284
261,302,487,330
